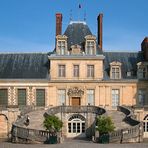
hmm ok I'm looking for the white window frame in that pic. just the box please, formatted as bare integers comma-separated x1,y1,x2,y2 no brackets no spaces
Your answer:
73,65,79,77
58,40,66,55
138,89,146,106
112,89,120,108
58,65,66,77
87,65,94,78
110,61,122,79
58,89,66,105
86,89,95,105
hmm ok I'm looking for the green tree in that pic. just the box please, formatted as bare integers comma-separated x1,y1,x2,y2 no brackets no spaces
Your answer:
43,115,63,132
96,116,115,135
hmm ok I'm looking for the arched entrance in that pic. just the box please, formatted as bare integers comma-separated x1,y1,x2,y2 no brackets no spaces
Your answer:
67,114,85,138
0,114,8,139
143,114,148,138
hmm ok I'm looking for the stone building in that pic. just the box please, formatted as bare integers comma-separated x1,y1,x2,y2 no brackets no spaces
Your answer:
0,13,148,139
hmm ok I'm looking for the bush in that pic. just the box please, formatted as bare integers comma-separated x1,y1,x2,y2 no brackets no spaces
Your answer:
43,115,63,132
96,116,115,135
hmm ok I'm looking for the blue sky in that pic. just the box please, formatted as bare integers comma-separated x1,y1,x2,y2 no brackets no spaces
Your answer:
0,0,147,53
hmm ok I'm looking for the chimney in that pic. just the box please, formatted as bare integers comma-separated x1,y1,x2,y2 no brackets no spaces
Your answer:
97,13,103,50
141,37,148,61
56,13,62,36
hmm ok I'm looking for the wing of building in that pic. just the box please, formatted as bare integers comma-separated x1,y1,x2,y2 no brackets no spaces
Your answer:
0,13,148,140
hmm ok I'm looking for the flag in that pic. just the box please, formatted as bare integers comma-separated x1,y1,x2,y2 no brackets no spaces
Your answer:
79,4,81,9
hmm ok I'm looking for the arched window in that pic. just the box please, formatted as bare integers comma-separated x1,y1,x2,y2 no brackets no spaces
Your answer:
67,114,85,137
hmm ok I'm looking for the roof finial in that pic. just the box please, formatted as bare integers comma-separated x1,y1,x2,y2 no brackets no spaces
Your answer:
84,11,86,21
70,9,73,21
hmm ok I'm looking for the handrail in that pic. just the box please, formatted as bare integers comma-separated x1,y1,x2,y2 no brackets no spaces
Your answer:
109,106,143,143
45,105,106,116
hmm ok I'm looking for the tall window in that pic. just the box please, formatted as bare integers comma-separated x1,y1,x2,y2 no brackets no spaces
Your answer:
86,41,95,55
36,89,45,106
138,67,147,79
138,89,146,106
58,41,66,55
58,89,66,105
59,65,66,77
18,89,26,106
87,89,94,105
0,89,8,106
112,89,120,107
73,65,79,77
112,67,120,79
87,65,94,77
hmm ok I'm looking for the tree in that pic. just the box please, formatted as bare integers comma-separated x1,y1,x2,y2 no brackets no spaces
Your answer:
96,116,115,135
43,115,63,132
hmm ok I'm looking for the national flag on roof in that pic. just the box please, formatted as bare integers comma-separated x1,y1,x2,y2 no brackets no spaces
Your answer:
79,4,82,8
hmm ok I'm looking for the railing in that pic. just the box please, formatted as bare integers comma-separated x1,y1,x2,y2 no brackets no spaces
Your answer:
11,124,59,143
12,105,105,143
45,105,106,116
109,106,143,143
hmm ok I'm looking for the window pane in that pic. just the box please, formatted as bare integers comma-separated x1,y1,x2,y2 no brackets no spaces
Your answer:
36,89,45,106
18,89,26,106
112,89,119,107
87,65,94,77
73,65,79,77
68,123,71,133
0,89,8,106
112,67,120,79
87,89,94,105
82,123,85,133
73,123,76,133
138,89,145,106
87,41,95,55
59,65,66,77
58,89,66,105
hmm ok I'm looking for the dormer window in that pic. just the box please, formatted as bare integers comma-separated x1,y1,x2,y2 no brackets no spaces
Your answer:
86,41,95,55
56,35,68,55
85,35,96,55
137,62,148,79
58,41,66,55
110,61,122,79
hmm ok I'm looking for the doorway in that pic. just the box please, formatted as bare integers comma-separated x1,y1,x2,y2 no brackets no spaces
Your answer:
72,97,80,106
67,114,85,138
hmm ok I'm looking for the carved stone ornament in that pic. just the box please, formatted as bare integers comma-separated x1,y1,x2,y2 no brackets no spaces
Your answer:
67,87,84,97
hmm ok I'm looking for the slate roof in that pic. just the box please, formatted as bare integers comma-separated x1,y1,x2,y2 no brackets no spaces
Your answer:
64,21,92,49
0,53,50,79
103,52,144,79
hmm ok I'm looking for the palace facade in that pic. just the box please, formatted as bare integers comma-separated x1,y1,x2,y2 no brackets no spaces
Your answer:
0,13,148,139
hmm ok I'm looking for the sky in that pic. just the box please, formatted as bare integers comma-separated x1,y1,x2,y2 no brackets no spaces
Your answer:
0,0,147,53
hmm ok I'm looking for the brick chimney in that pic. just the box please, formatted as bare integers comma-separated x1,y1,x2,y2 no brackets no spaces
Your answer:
141,37,148,61
97,13,103,50
56,13,62,36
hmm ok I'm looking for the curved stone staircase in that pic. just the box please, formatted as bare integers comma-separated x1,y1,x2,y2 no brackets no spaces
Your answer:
11,106,142,143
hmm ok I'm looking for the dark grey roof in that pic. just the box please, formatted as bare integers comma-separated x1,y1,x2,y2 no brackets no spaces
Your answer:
103,52,144,79
0,53,49,79
64,22,92,49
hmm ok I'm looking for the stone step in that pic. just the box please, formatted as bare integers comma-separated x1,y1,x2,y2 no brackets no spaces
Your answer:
106,110,131,130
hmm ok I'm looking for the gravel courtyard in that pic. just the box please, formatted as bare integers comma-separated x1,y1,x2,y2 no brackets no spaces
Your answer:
0,141,148,148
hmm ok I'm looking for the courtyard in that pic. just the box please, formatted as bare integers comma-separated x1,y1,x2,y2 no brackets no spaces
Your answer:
0,141,148,148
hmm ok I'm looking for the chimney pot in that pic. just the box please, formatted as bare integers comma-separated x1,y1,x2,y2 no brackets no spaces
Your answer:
56,13,62,36
97,13,103,50
141,37,148,61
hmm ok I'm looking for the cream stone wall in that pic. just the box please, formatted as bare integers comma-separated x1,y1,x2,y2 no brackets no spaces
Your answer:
47,82,138,109
50,59,104,80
